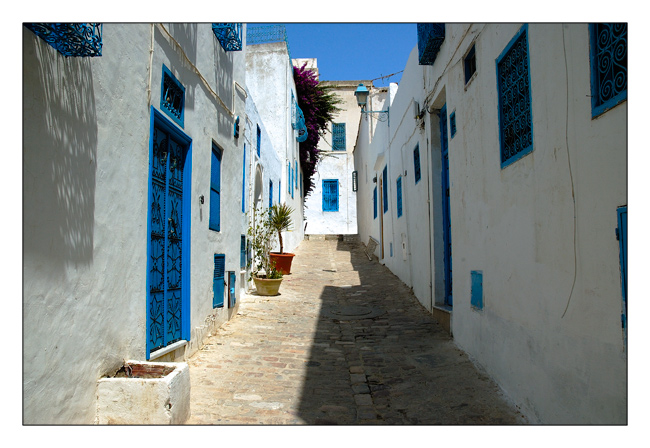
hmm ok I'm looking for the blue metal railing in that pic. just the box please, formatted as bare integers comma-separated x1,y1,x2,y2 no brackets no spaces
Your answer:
246,24,292,61
24,23,103,57
212,23,243,51
417,23,445,66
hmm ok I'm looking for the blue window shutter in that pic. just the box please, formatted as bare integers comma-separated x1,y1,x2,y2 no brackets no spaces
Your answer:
383,166,388,213
213,254,225,308
240,235,246,269
471,271,483,310
256,125,261,156
291,164,294,199
242,144,246,213
323,180,339,212
209,145,222,231
414,144,421,184
228,271,237,307
373,186,377,219
396,176,403,218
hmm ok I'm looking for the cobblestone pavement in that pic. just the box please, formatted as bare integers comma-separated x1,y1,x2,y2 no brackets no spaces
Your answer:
187,238,526,424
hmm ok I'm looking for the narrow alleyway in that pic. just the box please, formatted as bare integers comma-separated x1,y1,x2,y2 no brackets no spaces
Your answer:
187,238,526,424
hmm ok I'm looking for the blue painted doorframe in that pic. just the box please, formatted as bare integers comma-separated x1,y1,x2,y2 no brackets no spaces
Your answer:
146,107,192,359
440,105,452,307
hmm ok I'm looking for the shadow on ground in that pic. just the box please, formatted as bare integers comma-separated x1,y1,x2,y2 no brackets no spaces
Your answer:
295,239,522,425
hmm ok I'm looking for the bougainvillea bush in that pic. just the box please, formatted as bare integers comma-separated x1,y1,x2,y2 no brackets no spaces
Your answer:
293,63,341,198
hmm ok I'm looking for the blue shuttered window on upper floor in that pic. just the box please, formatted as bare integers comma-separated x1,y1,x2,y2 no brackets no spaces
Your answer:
24,23,103,57
383,165,388,214
256,125,261,157
497,24,533,168
213,254,225,308
589,23,627,118
161,65,185,128
323,180,339,212
413,144,421,184
373,186,378,219
332,123,346,151
209,144,222,231
396,176,403,218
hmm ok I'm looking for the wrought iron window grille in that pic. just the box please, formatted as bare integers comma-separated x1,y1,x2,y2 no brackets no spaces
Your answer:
496,24,533,168
24,23,103,57
332,123,346,151
589,23,627,118
161,65,185,128
212,23,243,51
417,23,445,66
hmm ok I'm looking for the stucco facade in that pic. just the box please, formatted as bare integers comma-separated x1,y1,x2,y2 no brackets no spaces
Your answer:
23,23,250,424
354,23,627,424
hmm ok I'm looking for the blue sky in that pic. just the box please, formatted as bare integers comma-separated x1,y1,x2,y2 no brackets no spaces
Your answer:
249,23,417,87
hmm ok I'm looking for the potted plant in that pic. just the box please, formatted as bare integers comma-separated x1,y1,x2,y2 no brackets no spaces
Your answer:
269,203,296,275
247,205,283,296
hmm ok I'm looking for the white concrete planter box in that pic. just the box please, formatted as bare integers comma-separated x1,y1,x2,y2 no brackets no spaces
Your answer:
96,360,190,424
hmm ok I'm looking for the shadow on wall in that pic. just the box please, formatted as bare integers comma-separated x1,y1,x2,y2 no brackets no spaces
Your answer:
23,28,98,273
295,239,521,424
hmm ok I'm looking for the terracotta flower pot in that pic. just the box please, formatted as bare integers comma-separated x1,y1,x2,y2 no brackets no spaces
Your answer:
270,252,295,275
253,277,283,296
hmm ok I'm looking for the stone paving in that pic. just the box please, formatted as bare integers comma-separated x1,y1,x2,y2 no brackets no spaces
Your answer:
186,238,526,424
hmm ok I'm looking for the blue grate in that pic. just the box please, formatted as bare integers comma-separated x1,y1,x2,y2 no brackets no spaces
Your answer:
332,123,346,151
417,23,445,65
497,25,533,168
590,23,627,117
25,23,102,57
212,23,243,51
161,65,185,128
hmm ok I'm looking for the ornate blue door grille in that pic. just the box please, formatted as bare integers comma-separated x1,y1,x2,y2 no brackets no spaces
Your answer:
332,123,346,151
212,23,243,51
24,23,103,57
417,23,445,65
322,180,339,212
148,118,189,356
496,25,533,168
590,23,627,117
161,65,185,128
440,105,452,307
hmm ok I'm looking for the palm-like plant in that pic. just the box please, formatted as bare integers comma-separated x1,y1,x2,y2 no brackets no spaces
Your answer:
269,203,294,254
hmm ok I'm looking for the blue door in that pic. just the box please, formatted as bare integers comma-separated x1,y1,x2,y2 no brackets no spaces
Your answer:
440,105,452,307
147,109,191,358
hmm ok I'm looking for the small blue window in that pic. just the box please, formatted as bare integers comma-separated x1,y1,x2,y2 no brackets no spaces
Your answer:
24,23,103,57
291,164,294,199
240,236,246,269
256,125,261,157
269,180,273,211
213,254,225,308
471,271,483,310
242,144,246,213
323,180,339,212
413,144,421,184
450,112,456,138
209,144,222,231
332,123,346,151
464,45,476,84
496,24,533,168
396,176,403,218
383,166,388,214
373,186,378,219
589,23,627,118
161,65,185,128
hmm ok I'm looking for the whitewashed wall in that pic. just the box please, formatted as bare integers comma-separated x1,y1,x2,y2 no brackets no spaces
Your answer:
354,23,627,424
304,80,363,235
23,23,248,424
246,43,304,253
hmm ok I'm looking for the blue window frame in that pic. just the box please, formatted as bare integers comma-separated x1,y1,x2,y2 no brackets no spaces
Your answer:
212,23,243,52
471,271,484,310
589,23,627,118
450,111,456,138
24,23,103,57
161,65,185,128
332,123,346,151
464,44,476,84
396,176,403,218
209,143,222,231
322,180,339,212
383,165,388,214
256,125,261,157
496,24,533,168
242,144,246,213
373,186,378,219
413,144,421,184
213,254,225,308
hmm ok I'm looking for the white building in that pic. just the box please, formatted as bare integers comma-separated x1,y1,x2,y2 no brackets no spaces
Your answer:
354,23,627,424
23,23,251,424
